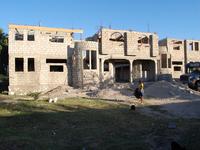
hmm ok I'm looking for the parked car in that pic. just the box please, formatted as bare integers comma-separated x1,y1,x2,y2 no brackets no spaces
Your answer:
180,74,189,84
188,70,200,91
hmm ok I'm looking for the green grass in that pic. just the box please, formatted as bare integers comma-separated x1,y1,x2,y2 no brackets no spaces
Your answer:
0,96,199,150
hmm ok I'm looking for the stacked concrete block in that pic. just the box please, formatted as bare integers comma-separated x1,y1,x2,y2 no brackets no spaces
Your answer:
8,24,82,95
74,41,99,88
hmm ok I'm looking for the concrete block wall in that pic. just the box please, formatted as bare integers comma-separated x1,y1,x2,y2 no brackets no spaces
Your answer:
158,38,200,79
100,28,158,59
185,40,200,63
9,25,74,94
74,41,99,88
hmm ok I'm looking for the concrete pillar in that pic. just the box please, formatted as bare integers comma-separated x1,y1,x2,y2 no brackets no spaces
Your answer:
129,60,133,83
24,57,27,73
89,51,91,70
100,58,105,82
140,64,143,79
154,60,158,81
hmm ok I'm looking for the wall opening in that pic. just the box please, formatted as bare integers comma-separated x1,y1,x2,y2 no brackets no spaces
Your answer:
28,58,35,72
138,36,149,44
46,59,67,63
49,36,64,43
112,59,130,82
27,30,35,41
91,51,97,69
82,50,90,69
132,60,155,81
15,58,24,72
174,66,181,71
15,33,24,41
168,56,171,68
172,61,183,65
161,54,167,68
195,42,199,51
104,60,109,72
50,65,63,72
188,42,193,51
109,32,124,42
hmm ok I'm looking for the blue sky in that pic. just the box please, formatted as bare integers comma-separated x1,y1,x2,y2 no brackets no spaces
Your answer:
0,0,200,40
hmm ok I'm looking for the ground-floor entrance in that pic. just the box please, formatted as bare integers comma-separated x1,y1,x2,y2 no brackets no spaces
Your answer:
101,58,156,83
132,60,156,81
115,60,130,82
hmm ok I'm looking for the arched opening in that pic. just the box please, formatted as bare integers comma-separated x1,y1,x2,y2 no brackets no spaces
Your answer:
132,60,155,81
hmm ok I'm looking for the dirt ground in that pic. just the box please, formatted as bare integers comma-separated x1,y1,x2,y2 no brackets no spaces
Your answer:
41,80,200,119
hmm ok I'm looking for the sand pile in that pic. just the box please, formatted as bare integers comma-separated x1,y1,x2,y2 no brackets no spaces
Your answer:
144,80,200,100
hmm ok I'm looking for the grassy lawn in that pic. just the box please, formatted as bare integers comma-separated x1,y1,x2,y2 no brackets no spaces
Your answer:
0,96,199,150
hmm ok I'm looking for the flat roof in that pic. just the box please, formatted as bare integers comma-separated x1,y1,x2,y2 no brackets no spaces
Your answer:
9,24,83,33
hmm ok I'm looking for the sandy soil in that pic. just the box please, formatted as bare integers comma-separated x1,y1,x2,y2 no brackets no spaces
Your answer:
41,80,200,119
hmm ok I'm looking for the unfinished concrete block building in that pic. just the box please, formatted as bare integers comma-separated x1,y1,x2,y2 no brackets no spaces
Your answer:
159,38,200,79
8,24,83,94
8,24,200,94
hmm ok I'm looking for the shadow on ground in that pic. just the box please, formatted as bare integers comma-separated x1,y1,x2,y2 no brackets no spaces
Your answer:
0,99,200,150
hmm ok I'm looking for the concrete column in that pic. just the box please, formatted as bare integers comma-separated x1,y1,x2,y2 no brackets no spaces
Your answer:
100,59,105,82
140,64,143,79
129,60,133,83
89,51,91,70
24,57,27,73
154,60,158,81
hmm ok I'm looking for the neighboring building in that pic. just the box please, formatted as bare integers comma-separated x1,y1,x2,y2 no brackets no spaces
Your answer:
185,39,200,64
8,24,83,94
159,38,200,78
8,24,200,95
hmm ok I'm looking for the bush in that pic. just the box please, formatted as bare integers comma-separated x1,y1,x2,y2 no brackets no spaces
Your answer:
27,92,41,100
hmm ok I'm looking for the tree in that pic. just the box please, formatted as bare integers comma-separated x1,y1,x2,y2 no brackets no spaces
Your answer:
0,28,8,74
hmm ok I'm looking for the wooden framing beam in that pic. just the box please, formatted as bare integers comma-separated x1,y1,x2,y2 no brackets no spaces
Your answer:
9,24,83,33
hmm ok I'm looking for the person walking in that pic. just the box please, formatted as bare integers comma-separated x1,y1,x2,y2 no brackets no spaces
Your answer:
138,80,144,103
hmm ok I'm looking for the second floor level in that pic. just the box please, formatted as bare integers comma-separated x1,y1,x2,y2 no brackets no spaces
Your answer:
9,24,83,55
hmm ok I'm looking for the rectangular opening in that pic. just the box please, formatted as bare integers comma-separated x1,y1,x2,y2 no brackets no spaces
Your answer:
15,58,24,72
28,58,35,72
46,59,67,63
195,42,199,51
188,42,193,51
173,46,180,50
174,41,182,44
15,33,24,41
49,36,64,43
172,61,183,65
104,61,109,71
174,66,181,71
27,30,35,41
82,50,90,69
91,51,97,69
50,65,63,72
168,57,171,68
161,54,167,68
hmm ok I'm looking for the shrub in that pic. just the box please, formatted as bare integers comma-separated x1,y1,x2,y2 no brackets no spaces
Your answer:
27,92,41,100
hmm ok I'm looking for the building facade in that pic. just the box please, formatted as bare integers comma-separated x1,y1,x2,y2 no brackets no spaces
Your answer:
8,24,200,94
159,38,200,78
8,24,82,94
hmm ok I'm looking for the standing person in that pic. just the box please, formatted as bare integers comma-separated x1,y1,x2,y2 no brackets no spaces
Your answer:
138,80,144,103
